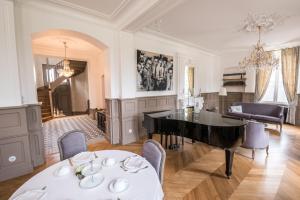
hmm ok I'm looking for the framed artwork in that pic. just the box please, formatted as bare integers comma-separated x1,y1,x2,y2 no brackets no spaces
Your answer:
137,50,173,91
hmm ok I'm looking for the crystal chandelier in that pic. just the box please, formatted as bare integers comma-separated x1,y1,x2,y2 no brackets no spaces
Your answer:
57,41,74,77
239,14,281,71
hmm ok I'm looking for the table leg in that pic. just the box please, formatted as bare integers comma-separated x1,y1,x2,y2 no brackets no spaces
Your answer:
225,148,234,179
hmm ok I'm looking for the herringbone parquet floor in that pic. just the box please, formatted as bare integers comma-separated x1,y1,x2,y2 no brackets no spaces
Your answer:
1,124,300,200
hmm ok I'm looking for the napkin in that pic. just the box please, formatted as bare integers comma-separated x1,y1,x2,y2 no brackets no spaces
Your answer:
123,156,146,171
12,190,46,200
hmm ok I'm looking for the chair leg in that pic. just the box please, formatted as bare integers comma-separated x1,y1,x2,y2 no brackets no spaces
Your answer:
252,149,255,159
266,145,269,156
165,134,168,149
280,124,282,133
160,132,163,145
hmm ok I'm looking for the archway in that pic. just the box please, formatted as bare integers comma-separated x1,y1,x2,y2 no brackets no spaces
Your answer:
31,29,110,155
31,29,109,121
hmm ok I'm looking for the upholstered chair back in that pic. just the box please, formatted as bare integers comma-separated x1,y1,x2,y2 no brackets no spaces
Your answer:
242,121,269,149
142,139,166,185
57,130,87,160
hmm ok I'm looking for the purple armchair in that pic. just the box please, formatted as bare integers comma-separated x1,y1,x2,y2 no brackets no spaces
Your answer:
142,139,166,185
241,121,269,159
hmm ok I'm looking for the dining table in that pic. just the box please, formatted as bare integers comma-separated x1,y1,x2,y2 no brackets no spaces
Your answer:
9,150,164,200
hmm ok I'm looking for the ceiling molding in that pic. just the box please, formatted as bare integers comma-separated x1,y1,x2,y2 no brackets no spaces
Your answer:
124,0,187,32
110,0,131,19
45,0,132,20
15,0,115,29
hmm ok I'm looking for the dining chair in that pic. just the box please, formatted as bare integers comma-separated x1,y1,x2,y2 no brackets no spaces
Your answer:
241,121,269,159
142,139,166,185
57,130,87,160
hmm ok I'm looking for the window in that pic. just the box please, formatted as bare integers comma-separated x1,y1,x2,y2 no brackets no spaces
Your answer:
261,50,288,104
184,66,195,106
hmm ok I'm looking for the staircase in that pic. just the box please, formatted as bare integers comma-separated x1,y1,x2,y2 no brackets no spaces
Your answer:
37,87,52,122
36,59,88,122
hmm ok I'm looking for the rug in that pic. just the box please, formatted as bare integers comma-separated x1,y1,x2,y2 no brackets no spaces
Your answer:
43,115,105,155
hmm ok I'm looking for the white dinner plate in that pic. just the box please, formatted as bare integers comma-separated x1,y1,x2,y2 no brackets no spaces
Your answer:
81,163,102,176
53,165,72,177
72,152,94,165
79,173,105,189
123,156,145,170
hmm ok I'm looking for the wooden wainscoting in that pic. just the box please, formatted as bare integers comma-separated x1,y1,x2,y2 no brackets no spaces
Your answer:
105,95,177,145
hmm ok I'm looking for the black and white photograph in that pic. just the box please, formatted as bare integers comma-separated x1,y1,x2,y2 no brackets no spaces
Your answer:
137,50,173,91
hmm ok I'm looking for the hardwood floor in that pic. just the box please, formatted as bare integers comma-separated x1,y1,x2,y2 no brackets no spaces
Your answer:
1,125,300,199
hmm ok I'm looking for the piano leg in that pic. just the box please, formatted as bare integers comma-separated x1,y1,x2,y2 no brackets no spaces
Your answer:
148,132,153,139
225,148,235,179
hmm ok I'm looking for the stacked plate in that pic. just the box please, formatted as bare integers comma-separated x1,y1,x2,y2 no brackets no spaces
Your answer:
122,156,146,172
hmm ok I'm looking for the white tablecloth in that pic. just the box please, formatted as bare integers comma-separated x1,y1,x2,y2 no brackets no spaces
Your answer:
10,150,164,200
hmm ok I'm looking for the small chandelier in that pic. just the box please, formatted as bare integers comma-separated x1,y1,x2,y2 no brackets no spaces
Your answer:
57,41,74,77
239,14,280,71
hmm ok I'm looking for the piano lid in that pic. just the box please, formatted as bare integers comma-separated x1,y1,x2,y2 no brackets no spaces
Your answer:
145,109,247,127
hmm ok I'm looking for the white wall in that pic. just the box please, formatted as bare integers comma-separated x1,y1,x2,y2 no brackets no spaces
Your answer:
119,31,222,99
14,0,118,104
0,0,22,107
33,55,61,88
5,1,223,108
219,50,256,93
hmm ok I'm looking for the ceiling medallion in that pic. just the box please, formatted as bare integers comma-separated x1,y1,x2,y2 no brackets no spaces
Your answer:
239,13,284,71
57,41,74,78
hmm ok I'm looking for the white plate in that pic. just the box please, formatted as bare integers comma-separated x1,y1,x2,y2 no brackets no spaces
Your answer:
54,165,72,177
123,156,145,170
108,179,129,193
72,152,94,165
79,173,105,189
81,163,101,176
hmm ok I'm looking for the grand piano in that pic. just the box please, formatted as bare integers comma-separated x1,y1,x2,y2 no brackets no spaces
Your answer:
143,109,246,178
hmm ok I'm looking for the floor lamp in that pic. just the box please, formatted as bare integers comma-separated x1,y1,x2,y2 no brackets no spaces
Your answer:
219,87,227,114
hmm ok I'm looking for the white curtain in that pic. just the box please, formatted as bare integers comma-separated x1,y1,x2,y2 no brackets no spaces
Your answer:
281,47,299,124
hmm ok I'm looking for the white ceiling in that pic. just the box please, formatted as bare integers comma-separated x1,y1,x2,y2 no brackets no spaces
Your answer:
146,0,300,53
32,35,100,52
38,0,300,53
